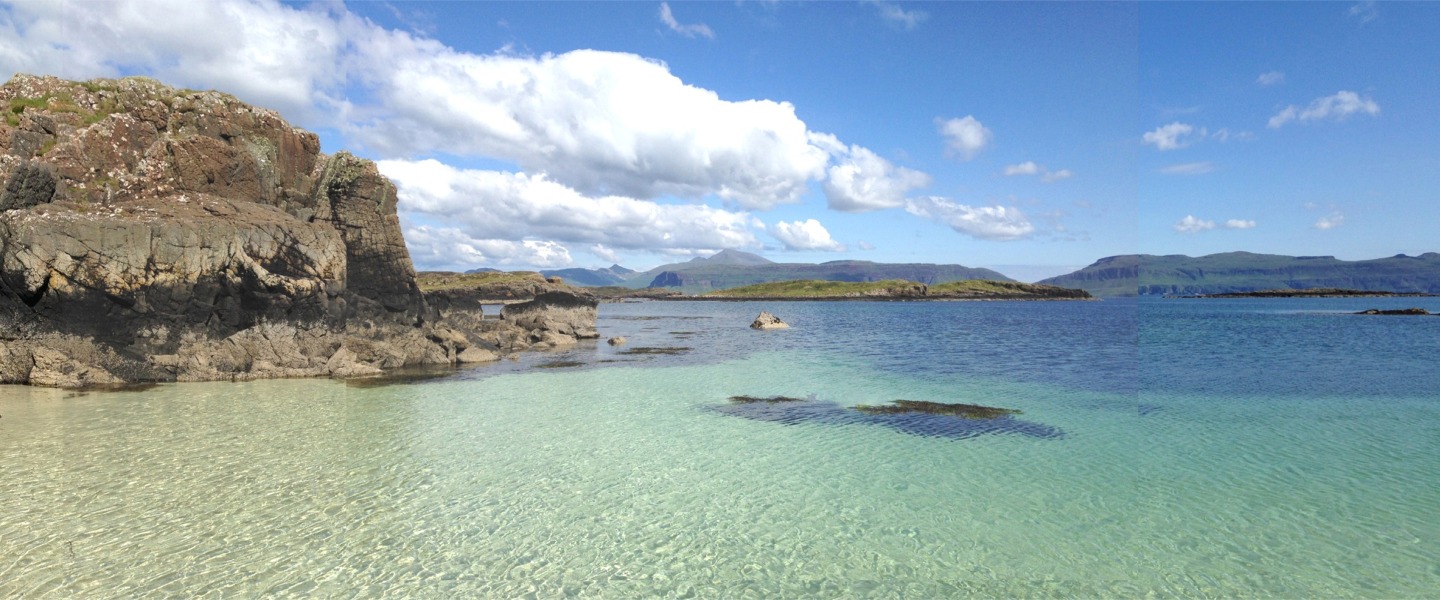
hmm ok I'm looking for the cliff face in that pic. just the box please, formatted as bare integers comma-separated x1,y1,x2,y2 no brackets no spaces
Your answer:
0,74,594,387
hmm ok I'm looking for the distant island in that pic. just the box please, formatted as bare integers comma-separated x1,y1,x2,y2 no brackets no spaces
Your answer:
1038,252,1440,297
1172,288,1440,299
520,249,1016,294
695,279,1090,301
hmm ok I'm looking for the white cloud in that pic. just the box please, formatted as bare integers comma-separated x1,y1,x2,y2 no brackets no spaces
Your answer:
0,0,352,122
1348,1,1378,24
590,243,620,264
1173,215,1216,233
1225,219,1257,229
356,48,833,209
379,159,761,254
770,219,845,252
1041,169,1074,183
1004,161,1073,182
1159,161,1215,175
866,1,928,30
1314,213,1345,230
1209,128,1254,142
1003,161,1041,176
0,1,895,212
857,240,876,251
1268,91,1379,128
1142,122,1197,150
904,197,1034,241
659,2,715,39
821,145,932,212
404,226,574,270
937,116,992,161
1257,71,1285,86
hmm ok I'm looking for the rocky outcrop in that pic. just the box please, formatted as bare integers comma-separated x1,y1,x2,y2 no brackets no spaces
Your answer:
750,311,789,330
501,291,600,347
0,74,594,387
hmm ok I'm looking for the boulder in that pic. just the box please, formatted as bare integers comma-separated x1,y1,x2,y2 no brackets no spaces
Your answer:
607,336,627,346
750,311,789,330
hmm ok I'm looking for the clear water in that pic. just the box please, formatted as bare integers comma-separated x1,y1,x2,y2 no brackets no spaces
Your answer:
2,298,1439,597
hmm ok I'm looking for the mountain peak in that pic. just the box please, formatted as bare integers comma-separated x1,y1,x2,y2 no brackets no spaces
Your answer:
704,249,773,266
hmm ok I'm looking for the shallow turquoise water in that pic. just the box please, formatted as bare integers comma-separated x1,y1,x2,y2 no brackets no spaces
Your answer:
2,298,1438,597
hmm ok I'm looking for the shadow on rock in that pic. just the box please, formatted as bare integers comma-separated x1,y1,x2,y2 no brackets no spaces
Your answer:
707,396,1063,440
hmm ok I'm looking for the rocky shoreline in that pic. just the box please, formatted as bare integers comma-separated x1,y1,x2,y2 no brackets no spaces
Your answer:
0,74,599,388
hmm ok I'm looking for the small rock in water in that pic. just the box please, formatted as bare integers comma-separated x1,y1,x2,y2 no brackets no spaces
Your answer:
607,336,627,346
1356,308,1430,315
750,311,789,330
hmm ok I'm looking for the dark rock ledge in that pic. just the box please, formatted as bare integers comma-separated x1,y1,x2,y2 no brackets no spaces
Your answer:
0,74,596,388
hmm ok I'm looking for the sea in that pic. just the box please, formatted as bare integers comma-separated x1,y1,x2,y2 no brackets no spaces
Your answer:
2,296,1438,597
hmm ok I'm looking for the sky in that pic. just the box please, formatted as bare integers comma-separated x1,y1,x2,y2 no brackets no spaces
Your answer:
0,1,1434,281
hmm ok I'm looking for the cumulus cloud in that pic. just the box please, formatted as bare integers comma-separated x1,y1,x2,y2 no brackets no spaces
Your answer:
1,0,915,212
1173,215,1216,233
937,116,992,161
1142,122,1198,150
0,0,351,122
356,48,833,209
1225,219,1257,229
659,2,715,39
1004,161,1073,182
866,1,928,30
821,144,932,212
404,226,573,270
1159,161,1215,175
905,197,1034,241
770,219,845,252
1257,71,1285,86
1268,91,1379,128
379,159,760,254
1314,213,1345,230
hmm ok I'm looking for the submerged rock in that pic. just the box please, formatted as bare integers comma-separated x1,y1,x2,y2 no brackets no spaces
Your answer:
708,396,1062,440
729,395,808,403
853,400,1022,419
750,311,789,330
607,336,627,346
620,346,690,355
1356,308,1431,315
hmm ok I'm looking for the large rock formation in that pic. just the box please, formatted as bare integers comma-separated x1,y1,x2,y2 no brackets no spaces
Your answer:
0,74,597,387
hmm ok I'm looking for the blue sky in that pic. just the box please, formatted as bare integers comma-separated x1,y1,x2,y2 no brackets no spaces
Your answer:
1,1,1433,280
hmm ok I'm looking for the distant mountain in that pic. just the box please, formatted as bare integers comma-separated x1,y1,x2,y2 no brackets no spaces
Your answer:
1040,252,1440,297
463,267,500,274
537,264,635,287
